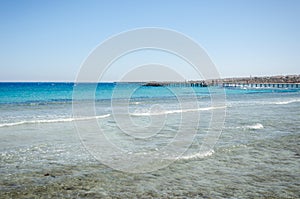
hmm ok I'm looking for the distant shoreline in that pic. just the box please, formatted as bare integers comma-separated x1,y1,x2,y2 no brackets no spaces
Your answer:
134,74,300,87
211,74,300,84
0,74,299,84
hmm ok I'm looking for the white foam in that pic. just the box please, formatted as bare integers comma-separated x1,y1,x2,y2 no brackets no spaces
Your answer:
130,106,226,116
227,123,264,130
176,150,214,160
273,99,300,105
0,114,110,128
244,123,264,130
131,101,141,105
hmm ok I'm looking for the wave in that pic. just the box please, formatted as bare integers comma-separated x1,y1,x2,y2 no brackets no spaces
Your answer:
272,99,300,105
225,123,264,130
0,114,110,128
131,101,141,105
246,123,264,130
130,106,226,116
220,144,248,153
176,150,214,160
238,123,264,130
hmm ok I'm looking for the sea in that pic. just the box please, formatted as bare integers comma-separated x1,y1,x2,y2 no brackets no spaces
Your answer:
0,82,299,198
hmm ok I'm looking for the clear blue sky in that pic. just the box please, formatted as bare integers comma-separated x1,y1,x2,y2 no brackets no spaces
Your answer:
0,0,299,81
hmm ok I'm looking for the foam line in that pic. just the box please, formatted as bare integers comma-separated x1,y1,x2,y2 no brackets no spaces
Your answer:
0,114,110,128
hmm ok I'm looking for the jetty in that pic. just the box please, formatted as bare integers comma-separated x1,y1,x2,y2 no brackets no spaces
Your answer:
142,75,300,88
218,75,300,88
144,81,208,87
222,82,299,89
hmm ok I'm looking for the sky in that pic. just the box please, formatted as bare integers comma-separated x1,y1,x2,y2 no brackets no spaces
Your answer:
0,0,299,82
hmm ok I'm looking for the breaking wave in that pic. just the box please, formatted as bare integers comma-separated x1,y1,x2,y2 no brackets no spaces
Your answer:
130,106,226,116
226,123,264,130
236,123,264,130
176,150,215,160
272,99,300,105
0,114,110,128
245,123,264,130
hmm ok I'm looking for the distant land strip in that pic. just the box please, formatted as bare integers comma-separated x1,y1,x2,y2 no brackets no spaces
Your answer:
143,74,300,87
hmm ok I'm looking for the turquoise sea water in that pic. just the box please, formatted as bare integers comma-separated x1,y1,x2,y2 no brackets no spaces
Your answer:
0,83,299,198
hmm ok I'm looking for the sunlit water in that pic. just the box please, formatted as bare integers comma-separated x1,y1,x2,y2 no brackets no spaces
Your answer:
0,83,299,198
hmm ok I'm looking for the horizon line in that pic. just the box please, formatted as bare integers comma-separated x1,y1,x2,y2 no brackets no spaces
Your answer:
0,74,299,83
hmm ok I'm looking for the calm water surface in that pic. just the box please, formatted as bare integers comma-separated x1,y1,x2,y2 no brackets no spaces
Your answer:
0,83,299,198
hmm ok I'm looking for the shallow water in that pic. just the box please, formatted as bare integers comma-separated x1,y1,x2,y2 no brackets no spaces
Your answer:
0,83,299,198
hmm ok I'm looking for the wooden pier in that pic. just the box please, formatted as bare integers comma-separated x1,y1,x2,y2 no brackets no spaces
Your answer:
222,83,300,89
144,81,208,87
141,75,300,88
142,82,300,88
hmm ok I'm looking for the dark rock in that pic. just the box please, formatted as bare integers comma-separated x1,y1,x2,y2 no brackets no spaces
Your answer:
144,82,164,87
